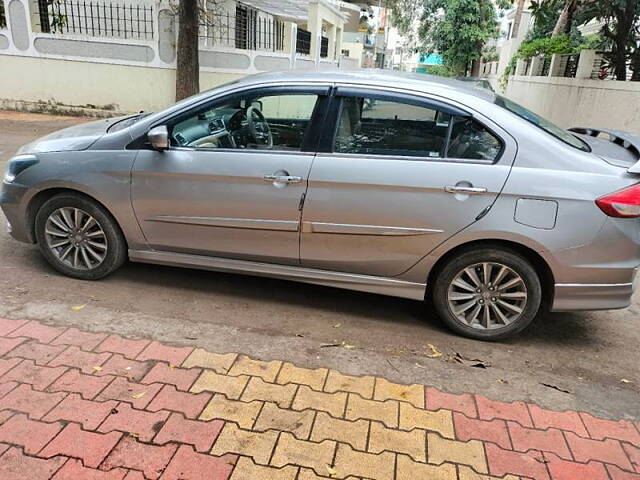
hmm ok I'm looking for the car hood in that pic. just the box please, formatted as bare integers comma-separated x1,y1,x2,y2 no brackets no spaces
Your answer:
16,115,131,155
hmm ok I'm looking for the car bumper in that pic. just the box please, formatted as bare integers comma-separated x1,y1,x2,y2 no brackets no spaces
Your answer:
0,181,31,243
551,278,636,311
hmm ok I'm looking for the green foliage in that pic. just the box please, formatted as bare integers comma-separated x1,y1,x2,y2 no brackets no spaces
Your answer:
528,0,564,40
388,0,503,75
424,64,455,76
578,0,640,80
578,33,607,51
482,46,499,63
518,34,575,58
499,34,575,89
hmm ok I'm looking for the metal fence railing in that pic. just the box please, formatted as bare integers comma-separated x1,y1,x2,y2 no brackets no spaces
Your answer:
0,1,6,29
541,56,551,77
562,53,580,78
296,28,311,55
200,4,285,52
34,0,154,39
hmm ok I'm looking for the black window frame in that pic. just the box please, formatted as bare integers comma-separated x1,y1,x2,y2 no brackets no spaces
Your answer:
128,84,332,154
319,87,505,164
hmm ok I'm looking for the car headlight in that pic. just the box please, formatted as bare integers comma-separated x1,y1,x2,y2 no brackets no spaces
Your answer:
3,154,39,183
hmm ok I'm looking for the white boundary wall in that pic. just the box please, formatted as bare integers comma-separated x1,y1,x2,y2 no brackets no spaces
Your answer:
0,0,353,114
504,76,640,135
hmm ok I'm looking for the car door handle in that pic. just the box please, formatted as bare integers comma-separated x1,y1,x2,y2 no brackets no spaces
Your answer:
263,174,302,184
444,185,488,195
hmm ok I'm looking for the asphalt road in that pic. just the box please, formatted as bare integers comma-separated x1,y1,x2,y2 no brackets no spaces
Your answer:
0,110,638,420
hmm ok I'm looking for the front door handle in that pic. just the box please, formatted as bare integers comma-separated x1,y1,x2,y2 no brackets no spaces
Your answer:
263,174,302,184
444,185,488,195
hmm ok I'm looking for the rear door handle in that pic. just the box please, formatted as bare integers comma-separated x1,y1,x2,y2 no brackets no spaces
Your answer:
263,174,302,184
445,185,488,195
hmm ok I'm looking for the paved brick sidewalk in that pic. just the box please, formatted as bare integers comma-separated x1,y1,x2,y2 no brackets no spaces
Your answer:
0,317,638,480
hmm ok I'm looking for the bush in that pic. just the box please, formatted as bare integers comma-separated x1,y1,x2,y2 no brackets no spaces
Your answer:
500,34,574,89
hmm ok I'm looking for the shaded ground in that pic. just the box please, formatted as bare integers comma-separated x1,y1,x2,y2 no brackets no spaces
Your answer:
0,110,638,420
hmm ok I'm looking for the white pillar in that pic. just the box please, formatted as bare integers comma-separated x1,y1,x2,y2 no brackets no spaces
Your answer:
576,49,597,79
530,55,544,76
549,54,563,77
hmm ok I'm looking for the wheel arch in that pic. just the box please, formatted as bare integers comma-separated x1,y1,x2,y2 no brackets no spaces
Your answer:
26,187,127,247
426,239,555,310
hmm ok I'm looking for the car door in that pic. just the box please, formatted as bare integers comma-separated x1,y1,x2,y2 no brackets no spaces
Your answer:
131,85,328,266
300,87,516,277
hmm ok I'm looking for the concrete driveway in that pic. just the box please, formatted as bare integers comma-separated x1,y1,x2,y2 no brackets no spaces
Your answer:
0,111,638,421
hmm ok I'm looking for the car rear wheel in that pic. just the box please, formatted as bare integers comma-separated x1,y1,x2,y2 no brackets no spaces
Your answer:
432,248,541,340
35,193,127,280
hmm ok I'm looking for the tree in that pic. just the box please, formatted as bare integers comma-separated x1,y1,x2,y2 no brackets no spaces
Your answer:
552,0,579,36
175,0,200,101
580,0,640,80
390,0,506,76
511,0,526,39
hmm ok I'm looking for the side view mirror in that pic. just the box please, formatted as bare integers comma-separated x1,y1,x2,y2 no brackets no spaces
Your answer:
148,125,169,150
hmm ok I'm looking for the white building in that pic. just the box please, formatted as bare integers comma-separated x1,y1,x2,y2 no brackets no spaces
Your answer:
0,0,362,114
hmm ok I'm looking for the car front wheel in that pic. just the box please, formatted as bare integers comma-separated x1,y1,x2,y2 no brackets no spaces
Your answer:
35,193,127,280
432,247,542,340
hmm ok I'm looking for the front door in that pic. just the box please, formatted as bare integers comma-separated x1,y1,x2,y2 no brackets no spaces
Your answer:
300,89,516,276
131,86,327,266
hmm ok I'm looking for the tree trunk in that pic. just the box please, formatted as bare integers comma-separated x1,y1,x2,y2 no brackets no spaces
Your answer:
511,0,525,39
552,0,576,37
471,59,481,77
613,44,628,81
631,46,640,81
176,0,200,102
612,0,636,81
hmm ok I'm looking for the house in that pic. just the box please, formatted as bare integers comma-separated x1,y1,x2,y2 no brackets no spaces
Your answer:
0,0,362,113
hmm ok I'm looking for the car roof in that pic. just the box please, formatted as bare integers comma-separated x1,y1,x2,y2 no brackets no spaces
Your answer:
231,69,498,103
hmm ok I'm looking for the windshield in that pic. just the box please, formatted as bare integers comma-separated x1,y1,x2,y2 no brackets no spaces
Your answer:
494,96,590,152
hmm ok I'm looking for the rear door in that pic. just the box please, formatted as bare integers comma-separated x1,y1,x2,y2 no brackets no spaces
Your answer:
300,87,517,277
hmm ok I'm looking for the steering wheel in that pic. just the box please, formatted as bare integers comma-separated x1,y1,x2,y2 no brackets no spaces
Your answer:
246,105,273,148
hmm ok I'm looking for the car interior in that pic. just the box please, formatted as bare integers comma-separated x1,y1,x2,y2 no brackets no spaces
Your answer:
170,94,319,151
335,96,502,161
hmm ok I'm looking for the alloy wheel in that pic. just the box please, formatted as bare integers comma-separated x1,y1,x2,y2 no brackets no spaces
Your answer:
446,262,528,330
44,207,108,270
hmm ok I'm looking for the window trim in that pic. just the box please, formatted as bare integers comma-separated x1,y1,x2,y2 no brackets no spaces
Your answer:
127,84,331,153
323,88,505,164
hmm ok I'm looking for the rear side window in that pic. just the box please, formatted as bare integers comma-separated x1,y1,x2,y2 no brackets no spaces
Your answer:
448,117,502,161
334,96,502,162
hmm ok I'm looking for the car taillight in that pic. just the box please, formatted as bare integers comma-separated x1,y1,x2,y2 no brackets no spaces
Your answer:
596,184,640,218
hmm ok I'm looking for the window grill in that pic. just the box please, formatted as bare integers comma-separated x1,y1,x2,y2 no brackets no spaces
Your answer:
0,1,6,29
320,35,328,58
296,28,311,55
200,4,285,52
34,0,154,40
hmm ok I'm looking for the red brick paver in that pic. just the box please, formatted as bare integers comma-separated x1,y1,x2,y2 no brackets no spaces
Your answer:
0,447,66,480
39,423,122,468
101,436,177,480
0,317,638,480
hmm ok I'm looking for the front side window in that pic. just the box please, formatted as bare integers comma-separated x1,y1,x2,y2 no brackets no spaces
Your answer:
334,96,502,162
171,92,320,151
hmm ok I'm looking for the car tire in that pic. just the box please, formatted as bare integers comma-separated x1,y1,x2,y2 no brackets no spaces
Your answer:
432,247,541,340
35,193,127,280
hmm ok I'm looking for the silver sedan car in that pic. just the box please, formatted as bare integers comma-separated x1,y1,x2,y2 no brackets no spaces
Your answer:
3,71,640,340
